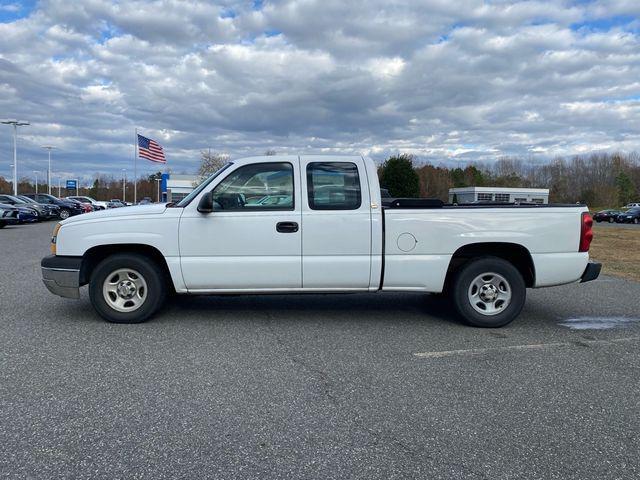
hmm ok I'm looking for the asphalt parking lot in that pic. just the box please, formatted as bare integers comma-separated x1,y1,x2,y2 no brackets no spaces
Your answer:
1,221,639,479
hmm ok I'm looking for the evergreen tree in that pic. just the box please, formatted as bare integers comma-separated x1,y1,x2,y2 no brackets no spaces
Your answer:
379,154,420,197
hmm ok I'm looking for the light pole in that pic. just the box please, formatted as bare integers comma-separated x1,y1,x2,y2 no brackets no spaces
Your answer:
41,146,56,195
57,177,61,197
1,119,30,195
34,170,38,194
121,169,126,202
155,178,161,202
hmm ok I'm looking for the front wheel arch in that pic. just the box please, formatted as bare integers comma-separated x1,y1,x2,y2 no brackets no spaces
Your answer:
80,244,175,293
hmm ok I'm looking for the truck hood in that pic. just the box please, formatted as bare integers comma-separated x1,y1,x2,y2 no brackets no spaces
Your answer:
61,203,168,225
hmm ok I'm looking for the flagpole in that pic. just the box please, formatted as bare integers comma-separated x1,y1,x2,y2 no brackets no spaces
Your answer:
134,128,138,204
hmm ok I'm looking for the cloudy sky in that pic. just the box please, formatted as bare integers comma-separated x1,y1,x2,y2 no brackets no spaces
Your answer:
0,0,639,184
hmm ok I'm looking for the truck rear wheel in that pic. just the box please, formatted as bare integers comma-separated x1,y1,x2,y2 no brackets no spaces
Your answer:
452,256,526,328
88,253,166,323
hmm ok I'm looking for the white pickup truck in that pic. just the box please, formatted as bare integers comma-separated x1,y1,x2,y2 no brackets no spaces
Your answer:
41,155,600,327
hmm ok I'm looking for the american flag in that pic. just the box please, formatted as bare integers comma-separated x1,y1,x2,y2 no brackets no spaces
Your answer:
137,134,166,163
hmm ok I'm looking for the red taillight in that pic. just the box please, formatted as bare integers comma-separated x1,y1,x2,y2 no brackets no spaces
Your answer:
579,212,593,252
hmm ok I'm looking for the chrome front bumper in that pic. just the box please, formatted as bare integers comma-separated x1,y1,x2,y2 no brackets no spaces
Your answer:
41,255,82,299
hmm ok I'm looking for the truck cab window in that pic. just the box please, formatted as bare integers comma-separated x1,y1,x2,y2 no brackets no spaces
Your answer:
211,162,294,211
307,162,361,210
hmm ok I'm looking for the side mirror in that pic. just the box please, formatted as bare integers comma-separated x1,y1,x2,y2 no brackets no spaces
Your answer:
197,192,214,214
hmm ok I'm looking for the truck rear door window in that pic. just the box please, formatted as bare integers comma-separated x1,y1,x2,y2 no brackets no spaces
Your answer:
211,162,294,211
307,162,361,210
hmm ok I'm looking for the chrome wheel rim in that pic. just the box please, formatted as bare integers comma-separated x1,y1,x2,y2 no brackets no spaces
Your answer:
468,272,512,316
102,268,148,312
59,210,69,219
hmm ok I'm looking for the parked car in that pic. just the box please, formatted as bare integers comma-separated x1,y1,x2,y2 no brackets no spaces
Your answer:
0,194,45,221
66,198,94,213
0,204,20,228
41,154,600,328
66,196,107,210
0,202,39,223
616,207,640,224
23,193,84,220
15,205,39,223
137,197,153,205
593,209,624,223
109,199,127,208
623,202,640,209
16,195,61,219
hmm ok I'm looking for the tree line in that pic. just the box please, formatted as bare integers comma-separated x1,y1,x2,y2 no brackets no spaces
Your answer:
0,172,163,202
380,152,640,207
2,151,639,207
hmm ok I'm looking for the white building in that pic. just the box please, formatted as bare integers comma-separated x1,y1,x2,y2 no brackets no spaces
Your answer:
161,174,200,203
448,186,549,204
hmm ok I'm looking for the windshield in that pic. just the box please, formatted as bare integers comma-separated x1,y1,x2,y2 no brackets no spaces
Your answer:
175,162,233,207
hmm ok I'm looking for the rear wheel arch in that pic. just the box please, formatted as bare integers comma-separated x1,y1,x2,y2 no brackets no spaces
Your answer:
80,244,174,292
444,242,535,290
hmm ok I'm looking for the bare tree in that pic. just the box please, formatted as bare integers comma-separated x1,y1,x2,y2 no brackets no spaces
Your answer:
198,150,230,178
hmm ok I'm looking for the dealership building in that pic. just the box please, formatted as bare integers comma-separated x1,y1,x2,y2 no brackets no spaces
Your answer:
160,174,200,203
448,187,550,204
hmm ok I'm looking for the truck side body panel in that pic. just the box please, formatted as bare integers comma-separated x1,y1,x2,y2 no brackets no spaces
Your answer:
54,206,186,291
382,207,588,291
299,155,373,290
178,156,304,292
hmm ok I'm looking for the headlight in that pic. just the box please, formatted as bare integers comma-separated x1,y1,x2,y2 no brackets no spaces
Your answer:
51,223,61,255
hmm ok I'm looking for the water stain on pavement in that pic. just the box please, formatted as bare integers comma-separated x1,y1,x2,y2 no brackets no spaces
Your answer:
559,316,640,330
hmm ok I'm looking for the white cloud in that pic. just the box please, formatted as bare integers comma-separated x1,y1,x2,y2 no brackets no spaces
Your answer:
0,0,639,181
0,3,21,13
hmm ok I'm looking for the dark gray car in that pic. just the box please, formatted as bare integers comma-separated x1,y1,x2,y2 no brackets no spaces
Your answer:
0,195,43,220
16,195,60,219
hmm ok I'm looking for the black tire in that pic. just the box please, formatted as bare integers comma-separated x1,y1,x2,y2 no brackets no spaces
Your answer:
451,256,526,328
88,253,166,323
59,208,70,220
0,221,5,229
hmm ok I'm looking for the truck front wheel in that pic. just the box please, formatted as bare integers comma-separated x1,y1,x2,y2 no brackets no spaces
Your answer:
452,257,526,327
88,253,166,323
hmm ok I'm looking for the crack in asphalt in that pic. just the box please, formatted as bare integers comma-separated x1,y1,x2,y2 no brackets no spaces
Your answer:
262,311,339,407
260,310,492,478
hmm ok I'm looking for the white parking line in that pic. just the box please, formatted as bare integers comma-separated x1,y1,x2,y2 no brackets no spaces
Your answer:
413,336,640,358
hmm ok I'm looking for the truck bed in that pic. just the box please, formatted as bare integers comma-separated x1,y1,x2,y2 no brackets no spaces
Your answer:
380,203,589,292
